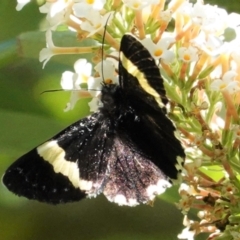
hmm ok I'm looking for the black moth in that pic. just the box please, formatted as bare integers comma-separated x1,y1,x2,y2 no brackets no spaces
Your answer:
3,34,185,206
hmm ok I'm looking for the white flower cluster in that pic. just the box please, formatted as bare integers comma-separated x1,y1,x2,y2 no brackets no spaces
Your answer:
17,0,240,112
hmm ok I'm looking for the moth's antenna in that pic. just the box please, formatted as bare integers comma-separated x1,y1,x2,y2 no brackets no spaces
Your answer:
41,89,100,95
41,89,64,95
101,13,113,84
43,17,113,97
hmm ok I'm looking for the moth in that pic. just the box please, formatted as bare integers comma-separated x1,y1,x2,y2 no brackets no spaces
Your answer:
3,34,185,206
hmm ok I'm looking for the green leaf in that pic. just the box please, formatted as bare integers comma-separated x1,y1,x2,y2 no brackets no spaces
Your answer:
0,39,19,68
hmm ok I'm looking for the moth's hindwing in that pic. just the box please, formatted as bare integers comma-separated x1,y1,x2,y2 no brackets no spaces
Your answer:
103,137,172,206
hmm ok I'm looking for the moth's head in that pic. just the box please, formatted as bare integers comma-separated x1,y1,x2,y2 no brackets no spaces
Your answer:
100,83,120,114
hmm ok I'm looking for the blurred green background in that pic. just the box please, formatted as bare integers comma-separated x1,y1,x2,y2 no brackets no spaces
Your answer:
0,1,239,240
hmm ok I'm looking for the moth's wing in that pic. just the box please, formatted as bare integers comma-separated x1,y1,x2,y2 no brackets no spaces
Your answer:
2,112,112,204
121,111,185,180
119,34,185,179
119,34,168,110
103,110,185,206
2,149,86,204
103,136,171,206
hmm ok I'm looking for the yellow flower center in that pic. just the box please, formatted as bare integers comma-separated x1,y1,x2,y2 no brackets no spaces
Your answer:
183,54,191,61
95,23,102,29
133,2,140,8
220,83,226,90
81,74,88,83
86,0,95,4
154,49,163,57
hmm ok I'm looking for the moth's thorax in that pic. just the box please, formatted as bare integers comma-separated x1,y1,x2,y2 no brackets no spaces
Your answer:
100,84,122,116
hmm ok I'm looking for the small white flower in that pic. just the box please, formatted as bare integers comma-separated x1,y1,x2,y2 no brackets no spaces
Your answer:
182,159,202,178
61,59,93,111
39,0,70,18
173,1,193,16
39,30,55,68
192,31,225,57
16,0,31,11
87,60,118,97
61,59,93,90
63,91,82,112
190,3,228,34
178,46,199,63
73,0,106,18
141,37,175,63
178,226,195,240
39,0,73,29
122,0,158,11
80,11,114,37
178,216,198,240
94,60,118,82
159,9,172,23
210,70,240,93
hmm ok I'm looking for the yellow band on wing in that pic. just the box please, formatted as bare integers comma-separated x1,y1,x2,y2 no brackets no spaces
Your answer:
120,51,164,108
37,141,93,191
